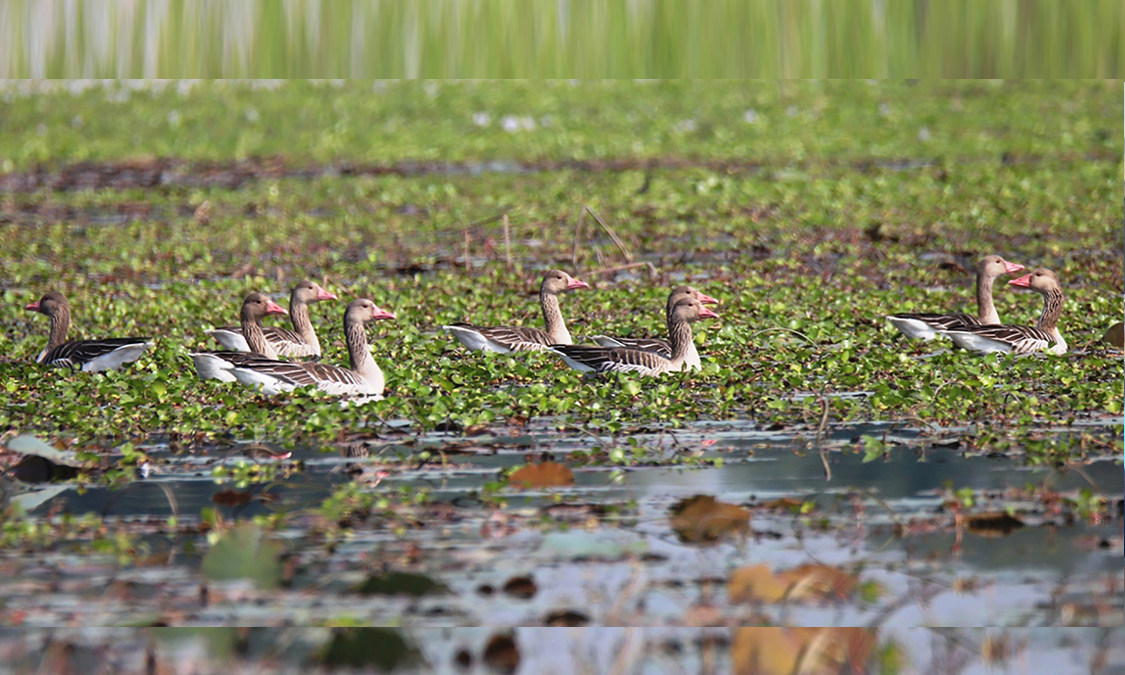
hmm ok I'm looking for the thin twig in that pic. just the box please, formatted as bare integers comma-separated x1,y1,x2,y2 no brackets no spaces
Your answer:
816,395,832,481
571,206,586,267
586,205,633,263
502,213,512,270
585,261,659,279
462,229,471,268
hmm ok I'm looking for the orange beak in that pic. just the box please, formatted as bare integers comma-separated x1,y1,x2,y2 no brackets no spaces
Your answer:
566,276,590,290
315,285,338,301
1002,260,1025,274
699,307,720,319
24,300,40,311
696,291,719,305
265,299,289,315
1008,274,1032,288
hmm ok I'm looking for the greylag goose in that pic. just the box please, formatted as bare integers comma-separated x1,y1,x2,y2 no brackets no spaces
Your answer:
592,285,719,369
205,280,336,358
189,292,289,381
226,299,396,397
443,270,589,353
940,268,1067,355
549,297,719,375
886,255,1024,339
24,292,153,371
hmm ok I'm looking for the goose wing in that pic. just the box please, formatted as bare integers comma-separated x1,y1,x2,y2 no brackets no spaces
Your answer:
41,338,152,369
444,323,553,352
591,335,672,358
887,312,981,330
549,345,669,375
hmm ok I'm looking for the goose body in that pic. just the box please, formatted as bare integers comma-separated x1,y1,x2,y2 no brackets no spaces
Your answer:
940,268,1067,355
551,298,718,376
591,285,718,369
205,281,336,358
25,292,152,372
443,270,588,353
228,299,395,397
886,255,1024,340
190,292,289,381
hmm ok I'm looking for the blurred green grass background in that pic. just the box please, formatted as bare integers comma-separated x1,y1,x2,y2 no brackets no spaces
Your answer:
1,0,1121,77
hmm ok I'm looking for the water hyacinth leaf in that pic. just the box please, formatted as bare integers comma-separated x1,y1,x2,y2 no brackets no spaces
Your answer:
731,628,876,675
319,628,420,670
201,522,283,589
356,571,448,596
507,461,574,488
669,494,750,543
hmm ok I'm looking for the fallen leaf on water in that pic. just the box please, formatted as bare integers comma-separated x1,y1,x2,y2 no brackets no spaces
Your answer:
356,571,448,597
728,563,858,603
543,609,589,626
211,490,252,506
482,632,519,674
965,511,1024,537
502,575,537,599
731,627,876,675
756,497,808,512
320,627,420,669
507,461,574,488
669,495,750,543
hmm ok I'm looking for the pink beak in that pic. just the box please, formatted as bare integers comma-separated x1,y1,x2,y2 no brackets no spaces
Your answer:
698,307,719,320
696,291,719,305
1002,260,1025,274
24,300,40,311
1008,273,1032,288
265,299,289,315
315,285,338,301
372,306,396,321
566,276,590,291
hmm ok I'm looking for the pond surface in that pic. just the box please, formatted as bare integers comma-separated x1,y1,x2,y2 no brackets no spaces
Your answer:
3,418,1120,640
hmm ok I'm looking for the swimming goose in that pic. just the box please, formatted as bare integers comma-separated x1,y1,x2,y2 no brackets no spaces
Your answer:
190,293,289,381
549,298,719,375
443,270,589,353
886,255,1024,339
205,280,337,358
592,285,719,369
940,268,1067,355
227,299,396,397
24,291,153,371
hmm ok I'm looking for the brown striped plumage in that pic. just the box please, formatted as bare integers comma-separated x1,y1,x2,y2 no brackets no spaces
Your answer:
941,268,1067,355
443,270,589,353
227,299,396,397
24,291,152,372
190,292,290,381
206,280,337,358
592,285,719,369
886,255,1025,340
550,298,719,376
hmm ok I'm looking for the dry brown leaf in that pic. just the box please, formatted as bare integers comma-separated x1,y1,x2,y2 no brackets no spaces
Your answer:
669,495,750,543
507,462,574,488
757,497,807,511
729,563,857,604
732,627,876,675
777,564,858,601
728,564,789,603
965,511,1024,537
